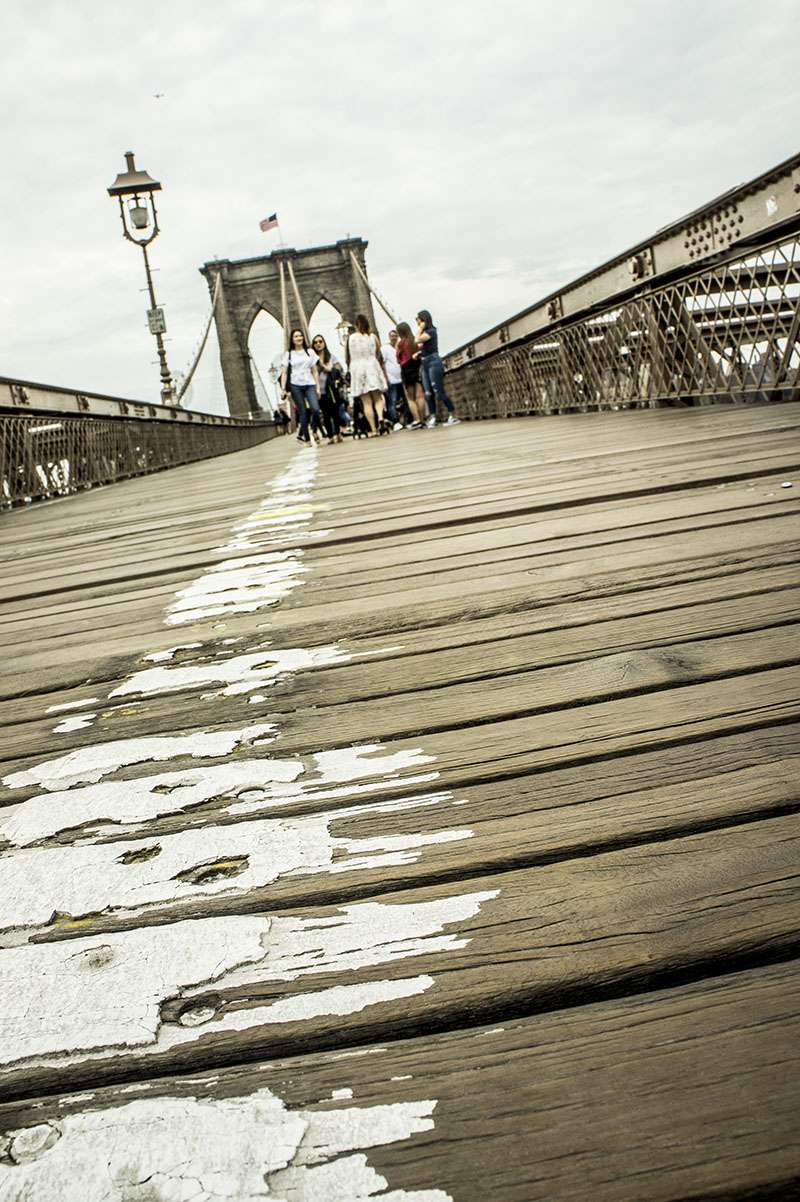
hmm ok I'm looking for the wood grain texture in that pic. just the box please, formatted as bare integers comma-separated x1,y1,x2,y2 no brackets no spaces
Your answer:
1,960,798,1202
1,403,799,1198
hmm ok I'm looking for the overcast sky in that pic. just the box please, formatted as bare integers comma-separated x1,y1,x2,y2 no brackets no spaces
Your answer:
2,0,798,410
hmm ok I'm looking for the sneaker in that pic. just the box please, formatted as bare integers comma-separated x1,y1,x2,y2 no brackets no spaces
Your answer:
445,415,461,426
409,420,422,429
393,422,404,431
425,415,437,428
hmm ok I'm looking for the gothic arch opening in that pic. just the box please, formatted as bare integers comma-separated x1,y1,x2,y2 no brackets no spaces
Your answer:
248,308,286,414
308,298,346,363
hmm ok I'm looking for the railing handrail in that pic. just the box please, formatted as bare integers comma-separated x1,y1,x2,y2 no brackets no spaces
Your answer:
0,376,272,427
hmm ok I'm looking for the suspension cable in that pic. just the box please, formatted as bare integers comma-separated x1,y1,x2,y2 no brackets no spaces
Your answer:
349,251,400,325
176,272,222,403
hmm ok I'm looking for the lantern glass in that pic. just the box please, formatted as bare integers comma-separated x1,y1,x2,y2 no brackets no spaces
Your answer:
128,200,150,230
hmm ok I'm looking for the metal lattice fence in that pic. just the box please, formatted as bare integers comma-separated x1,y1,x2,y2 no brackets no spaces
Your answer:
1,410,279,509
446,231,800,418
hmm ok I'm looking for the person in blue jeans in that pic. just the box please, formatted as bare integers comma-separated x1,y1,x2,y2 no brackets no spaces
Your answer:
279,328,324,445
415,310,460,428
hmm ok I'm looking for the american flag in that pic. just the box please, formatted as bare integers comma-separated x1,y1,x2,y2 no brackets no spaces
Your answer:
259,213,278,232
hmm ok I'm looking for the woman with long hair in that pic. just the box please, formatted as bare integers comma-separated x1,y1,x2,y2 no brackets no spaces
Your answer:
311,333,345,444
279,328,324,445
395,321,428,428
416,309,459,428
346,314,389,435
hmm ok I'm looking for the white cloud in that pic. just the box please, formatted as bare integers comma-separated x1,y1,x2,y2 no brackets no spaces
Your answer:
1,0,798,406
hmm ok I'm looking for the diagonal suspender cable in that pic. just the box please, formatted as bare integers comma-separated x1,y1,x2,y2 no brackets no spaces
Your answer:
279,259,290,350
349,251,400,325
285,259,311,342
176,271,222,403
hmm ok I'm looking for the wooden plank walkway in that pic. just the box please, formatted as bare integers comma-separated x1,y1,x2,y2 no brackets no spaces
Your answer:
1,403,799,1201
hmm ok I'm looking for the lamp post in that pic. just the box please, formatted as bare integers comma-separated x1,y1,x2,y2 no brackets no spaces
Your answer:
107,151,175,405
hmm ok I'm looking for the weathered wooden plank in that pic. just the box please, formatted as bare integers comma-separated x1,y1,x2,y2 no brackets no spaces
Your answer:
1,625,797,828
1,745,795,946
2,959,797,1201
1,812,798,1100
4,464,797,616
3,468,793,600
3,582,798,765
3,557,797,713
1,518,796,682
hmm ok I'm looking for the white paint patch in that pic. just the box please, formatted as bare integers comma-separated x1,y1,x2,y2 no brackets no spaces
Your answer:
312,745,435,784
0,889,497,1069
331,1087,354,1099
165,450,326,625
110,644,352,699
0,746,437,848
0,1088,451,1202
45,698,100,714
2,721,276,792
180,890,498,998
166,550,309,626
0,798,470,934
143,642,202,663
172,976,434,1036
52,713,96,734
1,917,268,1064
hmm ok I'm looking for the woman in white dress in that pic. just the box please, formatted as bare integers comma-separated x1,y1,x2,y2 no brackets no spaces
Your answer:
346,314,388,436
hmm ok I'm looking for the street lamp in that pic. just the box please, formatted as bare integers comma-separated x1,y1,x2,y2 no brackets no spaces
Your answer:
336,317,352,348
107,151,175,405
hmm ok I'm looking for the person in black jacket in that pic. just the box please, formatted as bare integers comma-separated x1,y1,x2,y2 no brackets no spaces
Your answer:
311,335,345,445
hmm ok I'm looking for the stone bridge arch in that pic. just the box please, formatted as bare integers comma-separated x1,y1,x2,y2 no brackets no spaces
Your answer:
200,238,376,417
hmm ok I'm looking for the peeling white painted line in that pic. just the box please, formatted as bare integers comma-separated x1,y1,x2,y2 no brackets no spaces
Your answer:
1,918,268,1063
2,721,276,792
226,771,442,818
0,1087,451,1202
182,890,498,998
331,1087,354,1099
143,643,202,663
312,745,435,784
164,452,324,626
0,890,498,1068
0,799,471,935
0,758,303,848
45,698,100,714
392,1075,413,1081
111,645,352,699
172,976,434,1034
53,713,97,735
166,553,310,625
0,746,437,848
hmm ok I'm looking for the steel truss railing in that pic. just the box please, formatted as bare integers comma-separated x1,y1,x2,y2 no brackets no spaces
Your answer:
445,229,800,419
1,381,279,509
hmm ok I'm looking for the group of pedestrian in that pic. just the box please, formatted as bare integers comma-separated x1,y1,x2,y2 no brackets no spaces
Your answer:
278,310,459,446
